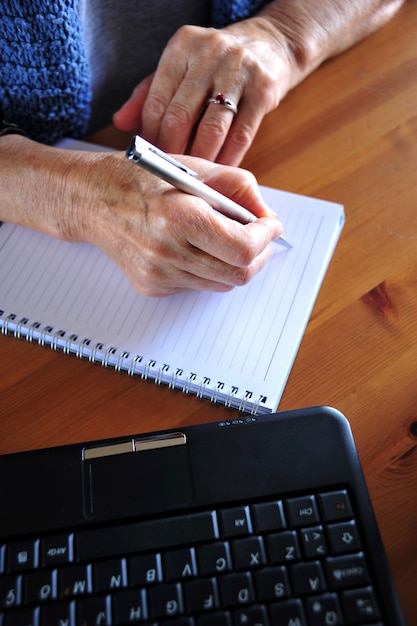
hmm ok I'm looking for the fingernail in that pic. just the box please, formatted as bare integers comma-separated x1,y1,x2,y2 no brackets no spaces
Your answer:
265,206,278,218
274,220,284,237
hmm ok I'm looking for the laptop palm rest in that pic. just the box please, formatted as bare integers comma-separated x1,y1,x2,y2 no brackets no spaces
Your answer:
82,432,192,520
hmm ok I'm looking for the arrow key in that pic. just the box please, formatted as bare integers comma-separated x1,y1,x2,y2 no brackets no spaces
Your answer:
327,520,361,555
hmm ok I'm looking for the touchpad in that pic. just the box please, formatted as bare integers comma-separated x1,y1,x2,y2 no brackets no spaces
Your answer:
82,432,192,520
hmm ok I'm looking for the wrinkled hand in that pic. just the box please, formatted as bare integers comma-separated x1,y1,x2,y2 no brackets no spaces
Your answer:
113,18,292,166
56,149,283,297
0,138,283,298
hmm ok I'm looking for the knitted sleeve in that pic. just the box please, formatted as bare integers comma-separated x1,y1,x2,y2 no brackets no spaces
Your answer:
211,0,271,28
0,0,91,144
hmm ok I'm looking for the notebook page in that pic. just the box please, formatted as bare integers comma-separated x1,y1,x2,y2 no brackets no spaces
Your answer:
0,186,343,413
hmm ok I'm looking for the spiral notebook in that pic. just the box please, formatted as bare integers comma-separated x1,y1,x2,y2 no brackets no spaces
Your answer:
0,141,344,414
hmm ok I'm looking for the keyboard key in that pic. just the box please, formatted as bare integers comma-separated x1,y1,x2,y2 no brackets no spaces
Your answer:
318,491,353,522
93,558,127,592
41,600,75,626
251,501,286,533
128,553,162,586
23,569,57,604
265,531,301,564
184,577,219,613
112,588,147,624
219,507,252,538
40,534,73,567
325,553,370,589
254,566,291,602
7,540,38,573
76,511,217,561
269,599,307,626
341,586,381,622
197,611,232,626
59,564,92,598
233,604,269,626
197,542,232,576
326,520,361,554
231,537,266,570
163,548,197,581
161,618,194,626
290,561,326,596
218,572,254,607
0,576,21,609
300,526,327,559
76,594,110,626
285,496,320,528
147,582,184,619
3,606,39,626
305,593,343,626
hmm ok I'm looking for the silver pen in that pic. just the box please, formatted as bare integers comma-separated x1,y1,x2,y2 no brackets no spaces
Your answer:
126,135,292,248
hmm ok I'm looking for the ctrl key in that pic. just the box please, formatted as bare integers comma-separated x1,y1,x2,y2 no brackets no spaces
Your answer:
341,586,381,622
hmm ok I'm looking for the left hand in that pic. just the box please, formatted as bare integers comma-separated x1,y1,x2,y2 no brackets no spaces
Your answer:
113,19,292,166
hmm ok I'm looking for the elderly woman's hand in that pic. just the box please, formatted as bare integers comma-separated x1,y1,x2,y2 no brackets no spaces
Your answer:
0,137,283,297
113,0,405,166
113,18,293,166
81,151,283,296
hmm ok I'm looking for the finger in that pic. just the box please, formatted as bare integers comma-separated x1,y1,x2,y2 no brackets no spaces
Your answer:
130,265,236,297
216,97,265,165
152,188,281,284
113,74,154,131
201,163,278,220
154,84,209,155
189,91,241,162
148,66,214,154
192,90,266,165
140,46,210,150
183,206,283,269
128,237,266,297
192,234,274,284
159,230,274,294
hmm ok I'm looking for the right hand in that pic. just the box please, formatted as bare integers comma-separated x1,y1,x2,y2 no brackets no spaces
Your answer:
0,138,283,297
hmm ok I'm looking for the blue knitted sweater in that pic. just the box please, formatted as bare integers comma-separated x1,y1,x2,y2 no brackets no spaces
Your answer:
0,0,268,144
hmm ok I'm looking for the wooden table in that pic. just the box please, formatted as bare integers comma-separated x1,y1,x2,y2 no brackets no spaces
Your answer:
1,3,416,623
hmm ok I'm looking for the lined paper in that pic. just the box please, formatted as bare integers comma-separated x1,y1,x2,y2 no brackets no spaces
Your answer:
0,179,344,413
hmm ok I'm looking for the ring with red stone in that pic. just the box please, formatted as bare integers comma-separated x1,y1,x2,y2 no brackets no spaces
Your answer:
206,93,238,115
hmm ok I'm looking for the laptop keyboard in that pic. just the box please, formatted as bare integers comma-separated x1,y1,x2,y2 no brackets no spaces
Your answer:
0,488,384,625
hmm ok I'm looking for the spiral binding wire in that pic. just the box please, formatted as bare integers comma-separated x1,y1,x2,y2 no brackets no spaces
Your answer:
0,312,266,414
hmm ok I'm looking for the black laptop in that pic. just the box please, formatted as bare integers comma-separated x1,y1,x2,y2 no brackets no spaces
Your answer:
0,406,404,625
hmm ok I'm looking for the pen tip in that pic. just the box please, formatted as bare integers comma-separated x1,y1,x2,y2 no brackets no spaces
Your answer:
279,235,293,249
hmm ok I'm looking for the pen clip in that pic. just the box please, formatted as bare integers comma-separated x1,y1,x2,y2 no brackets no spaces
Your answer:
148,147,198,177
127,135,198,177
